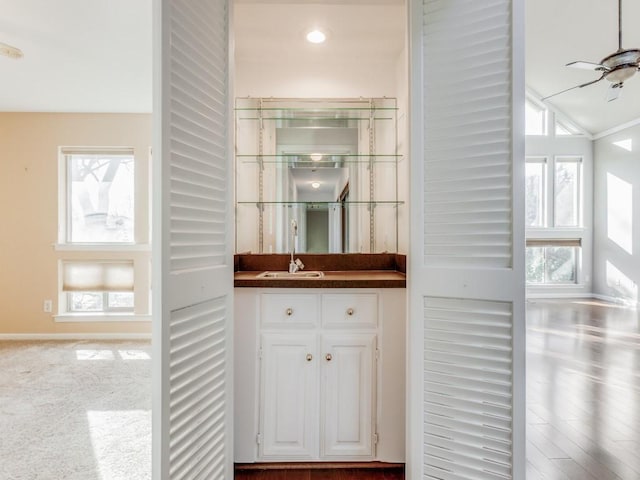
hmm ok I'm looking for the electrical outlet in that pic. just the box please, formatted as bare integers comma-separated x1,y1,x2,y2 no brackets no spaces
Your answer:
43,300,52,313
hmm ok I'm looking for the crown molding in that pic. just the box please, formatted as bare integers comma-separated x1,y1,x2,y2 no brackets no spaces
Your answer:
593,116,640,140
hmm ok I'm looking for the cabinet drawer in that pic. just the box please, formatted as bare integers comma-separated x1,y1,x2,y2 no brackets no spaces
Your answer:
261,293,319,328
321,293,378,328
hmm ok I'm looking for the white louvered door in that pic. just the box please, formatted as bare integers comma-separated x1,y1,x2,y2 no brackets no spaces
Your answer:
153,0,233,479
408,0,525,479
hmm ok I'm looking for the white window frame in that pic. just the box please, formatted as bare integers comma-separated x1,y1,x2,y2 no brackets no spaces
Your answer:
67,291,135,314
525,239,581,285
555,118,581,136
525,96,548,136
553,156,583,228
525,156,547,228
55,147,151,322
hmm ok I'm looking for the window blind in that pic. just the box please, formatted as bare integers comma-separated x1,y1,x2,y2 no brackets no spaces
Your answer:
526,238,581,247
62,261,134,292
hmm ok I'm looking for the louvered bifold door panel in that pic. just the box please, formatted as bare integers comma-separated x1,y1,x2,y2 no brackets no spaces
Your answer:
169,298,227,479
169,0,228,273
155,0,232,478
423,0,513,268
424,297,513,480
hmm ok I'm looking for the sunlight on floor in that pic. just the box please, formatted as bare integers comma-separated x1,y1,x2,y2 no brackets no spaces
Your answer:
571,299,632,309
76,349,151,361
87,410,151,480
118,350,151,360
76,350,115,360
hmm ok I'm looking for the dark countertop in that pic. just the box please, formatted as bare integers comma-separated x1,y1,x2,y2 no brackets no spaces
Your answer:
234,253,406,288
234,270,406,288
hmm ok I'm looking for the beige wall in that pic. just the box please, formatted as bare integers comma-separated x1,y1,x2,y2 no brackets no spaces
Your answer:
0,113,152,335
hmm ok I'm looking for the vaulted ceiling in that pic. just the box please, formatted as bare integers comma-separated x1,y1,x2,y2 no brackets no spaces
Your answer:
526,0,640,135
1,0,639,135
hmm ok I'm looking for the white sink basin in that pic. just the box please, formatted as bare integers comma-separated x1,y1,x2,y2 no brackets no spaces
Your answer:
256,271,324,279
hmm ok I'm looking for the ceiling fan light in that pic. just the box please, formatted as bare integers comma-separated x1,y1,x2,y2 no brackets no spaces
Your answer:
601,49,640,69
605,66,637,83
311,181,321,189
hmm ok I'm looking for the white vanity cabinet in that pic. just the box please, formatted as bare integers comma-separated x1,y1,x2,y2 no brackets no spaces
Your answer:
234,288,405,463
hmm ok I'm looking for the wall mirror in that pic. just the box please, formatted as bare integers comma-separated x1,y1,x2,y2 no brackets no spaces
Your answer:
235,97,401,254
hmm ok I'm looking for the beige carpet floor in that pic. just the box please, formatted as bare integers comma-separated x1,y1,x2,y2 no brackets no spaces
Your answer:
0,340,151,480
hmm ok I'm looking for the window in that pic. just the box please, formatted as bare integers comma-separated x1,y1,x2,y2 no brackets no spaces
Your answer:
525,155,585,287
526,155,583,229
525,158,546,227
68,292,134,313
61,261,136,314
65,150,135,244
555,119,581,136
57,147,150,320
526,240,580,284
525,98,547,135
554,157,581,227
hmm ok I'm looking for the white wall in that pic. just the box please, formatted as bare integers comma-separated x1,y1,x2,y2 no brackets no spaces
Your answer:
235,56,398,99
395,35,409,254
593,124,640,304
234,3,408,255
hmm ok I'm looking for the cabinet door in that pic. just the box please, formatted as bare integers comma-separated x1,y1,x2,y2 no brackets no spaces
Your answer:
321,333,376,458
260,333,318,459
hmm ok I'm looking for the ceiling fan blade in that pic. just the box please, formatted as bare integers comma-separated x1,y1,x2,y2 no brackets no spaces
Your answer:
606,83,622,102
541,74,606,101
566,60,607,71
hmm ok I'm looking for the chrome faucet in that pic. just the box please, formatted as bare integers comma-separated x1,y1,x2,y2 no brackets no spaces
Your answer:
289,219,304,273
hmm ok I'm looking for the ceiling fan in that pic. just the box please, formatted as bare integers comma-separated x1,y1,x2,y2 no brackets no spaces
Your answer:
0,41,23,59
542,0,640,102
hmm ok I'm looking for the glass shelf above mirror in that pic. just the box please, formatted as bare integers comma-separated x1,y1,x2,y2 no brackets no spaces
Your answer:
237,201,404,206
236,154,403,164
235,98,398,122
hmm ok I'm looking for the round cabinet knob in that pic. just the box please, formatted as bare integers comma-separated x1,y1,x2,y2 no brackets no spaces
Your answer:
286,308,293,316
325,353,333,361
306,353,313,362
346,308,354,316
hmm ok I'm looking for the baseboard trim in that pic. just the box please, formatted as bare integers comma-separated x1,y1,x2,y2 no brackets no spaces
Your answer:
526,292,639,309
592,294,639,309
526,292,594,299
0,333,152,341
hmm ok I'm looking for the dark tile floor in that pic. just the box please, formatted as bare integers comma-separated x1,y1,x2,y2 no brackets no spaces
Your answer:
234,464,404,480
526,298,640,480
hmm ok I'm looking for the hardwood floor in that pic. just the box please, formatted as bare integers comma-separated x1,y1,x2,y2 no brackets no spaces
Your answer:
526,298,640,480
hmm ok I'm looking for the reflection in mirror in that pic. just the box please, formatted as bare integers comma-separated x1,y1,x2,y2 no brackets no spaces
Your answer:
276,126,356,253
235,97,400,254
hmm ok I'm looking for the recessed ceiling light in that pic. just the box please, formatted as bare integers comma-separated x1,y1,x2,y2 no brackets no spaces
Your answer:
310,153,323,161
306,30,326,44
311,181,321,189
